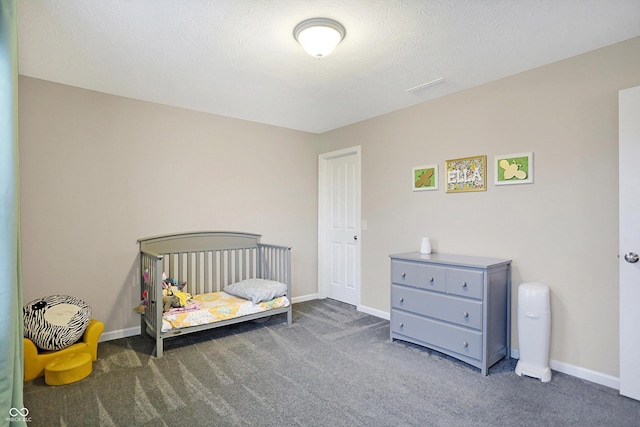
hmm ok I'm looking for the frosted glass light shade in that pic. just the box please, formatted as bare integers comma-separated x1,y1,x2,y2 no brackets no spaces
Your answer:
294,18,345,58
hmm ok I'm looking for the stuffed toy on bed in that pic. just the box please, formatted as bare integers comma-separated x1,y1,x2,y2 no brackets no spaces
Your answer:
23,295,92,351
162,276,193,312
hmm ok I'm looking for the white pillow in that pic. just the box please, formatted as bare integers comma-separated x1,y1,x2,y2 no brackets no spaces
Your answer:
224,279,288,304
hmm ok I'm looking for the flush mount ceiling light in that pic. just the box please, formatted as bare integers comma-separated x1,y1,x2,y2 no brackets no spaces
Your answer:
293,18,346,58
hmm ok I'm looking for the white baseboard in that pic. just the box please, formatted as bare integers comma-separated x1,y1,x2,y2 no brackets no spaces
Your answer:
291,293,319,304
508,349,619,389
295,296,389,320
358,304,390,320
100,326,140,342
549,356,620,390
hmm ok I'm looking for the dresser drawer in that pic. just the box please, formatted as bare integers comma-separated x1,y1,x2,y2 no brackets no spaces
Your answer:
391,285,483,330
446,268,484,299
416,264,446,293
391,310,482,360
391,261,417,286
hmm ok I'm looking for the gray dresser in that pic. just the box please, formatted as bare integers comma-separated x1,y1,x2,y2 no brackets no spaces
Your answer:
390,252,511,375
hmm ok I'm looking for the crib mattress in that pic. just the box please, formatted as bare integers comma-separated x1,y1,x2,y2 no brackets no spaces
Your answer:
161,291,290,332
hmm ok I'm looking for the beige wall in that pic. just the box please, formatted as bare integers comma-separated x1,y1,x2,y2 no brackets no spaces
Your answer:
19,36,640,379
317,36,640,377
18,77,319,336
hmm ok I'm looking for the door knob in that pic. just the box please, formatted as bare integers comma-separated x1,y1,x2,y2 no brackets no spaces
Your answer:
624,252,639,263
354,235,358,241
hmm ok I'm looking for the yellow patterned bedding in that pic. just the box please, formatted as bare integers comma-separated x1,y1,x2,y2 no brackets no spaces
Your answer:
161,291,290,332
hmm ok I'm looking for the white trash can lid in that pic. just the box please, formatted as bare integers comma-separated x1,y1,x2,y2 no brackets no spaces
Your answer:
518,282,550,312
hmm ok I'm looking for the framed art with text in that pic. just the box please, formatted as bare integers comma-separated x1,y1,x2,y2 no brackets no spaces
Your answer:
445,155,487,193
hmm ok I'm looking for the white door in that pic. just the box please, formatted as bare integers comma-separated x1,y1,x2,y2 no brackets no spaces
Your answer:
318,147,361,306
619,85,640,401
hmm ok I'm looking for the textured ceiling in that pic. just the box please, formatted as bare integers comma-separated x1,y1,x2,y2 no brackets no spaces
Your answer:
16,0,640,134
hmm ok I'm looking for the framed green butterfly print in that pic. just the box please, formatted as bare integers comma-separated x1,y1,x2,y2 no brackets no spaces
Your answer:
495,152,534,185
412,164,438,191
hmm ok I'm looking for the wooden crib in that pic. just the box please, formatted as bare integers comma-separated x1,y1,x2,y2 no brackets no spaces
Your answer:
138,231,292,357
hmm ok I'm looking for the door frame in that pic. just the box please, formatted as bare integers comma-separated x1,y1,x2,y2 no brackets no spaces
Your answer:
318,146,362,304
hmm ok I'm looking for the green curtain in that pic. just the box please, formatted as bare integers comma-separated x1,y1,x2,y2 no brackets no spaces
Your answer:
0,1,26,426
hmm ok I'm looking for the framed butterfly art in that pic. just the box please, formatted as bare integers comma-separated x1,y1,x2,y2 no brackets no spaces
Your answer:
412,164,439,191
494,152,534,185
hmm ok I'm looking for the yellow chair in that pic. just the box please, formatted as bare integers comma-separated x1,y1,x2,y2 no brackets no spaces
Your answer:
24,319,104,382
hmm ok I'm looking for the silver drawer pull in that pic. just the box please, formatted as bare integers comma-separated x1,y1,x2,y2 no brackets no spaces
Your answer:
460,281,467,288
428,276,434,283
399,323,404,328
462,341,468,348
401,273,406,279
399,297,404,303
463,312,469,318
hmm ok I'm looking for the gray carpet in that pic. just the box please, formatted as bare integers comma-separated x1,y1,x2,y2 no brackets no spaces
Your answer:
23,299,640,426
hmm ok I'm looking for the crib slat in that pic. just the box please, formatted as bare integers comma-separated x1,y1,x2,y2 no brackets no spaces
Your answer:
187,252,193,291
234,249,239,283
180,252,185,283
215,251,219,292
205,251,210,294
195,252,200,294
219,250,225,291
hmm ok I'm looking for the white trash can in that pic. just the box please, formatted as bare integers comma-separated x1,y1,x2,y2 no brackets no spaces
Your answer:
515,282,552,382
